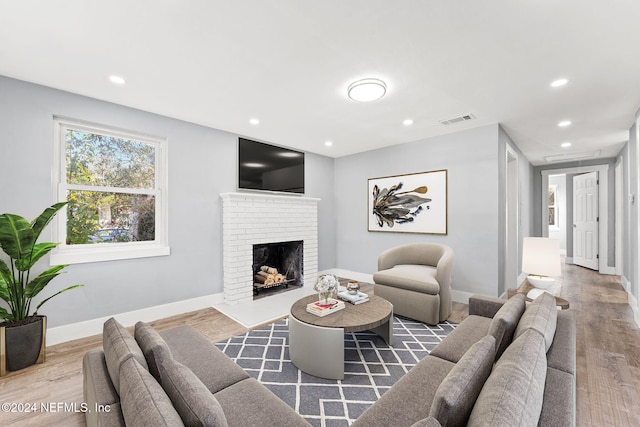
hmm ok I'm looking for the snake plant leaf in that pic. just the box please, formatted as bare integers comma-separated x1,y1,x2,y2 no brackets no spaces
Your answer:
0,213,35,260
24,265,67,298
30,202,67,240
34,284,84,314
15,242,60,272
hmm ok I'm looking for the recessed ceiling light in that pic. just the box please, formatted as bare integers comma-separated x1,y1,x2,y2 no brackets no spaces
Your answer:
403,119,414,126
561,142,572,148
249,118,260,125
558,120,571,127
324,141,333,147
347,78,387,102
243,162,265,168
551,78,569,88
109,75,126,85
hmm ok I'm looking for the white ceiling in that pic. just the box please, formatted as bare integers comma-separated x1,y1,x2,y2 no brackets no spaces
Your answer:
1,1,639,165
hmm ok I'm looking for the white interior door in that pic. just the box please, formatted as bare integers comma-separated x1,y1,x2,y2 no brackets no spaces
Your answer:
573,172,599,270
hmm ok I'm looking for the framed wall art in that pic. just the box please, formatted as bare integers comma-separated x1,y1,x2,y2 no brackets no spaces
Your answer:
368,169,448,234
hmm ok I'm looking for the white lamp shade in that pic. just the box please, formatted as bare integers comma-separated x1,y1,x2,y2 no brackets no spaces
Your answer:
522,237,561,277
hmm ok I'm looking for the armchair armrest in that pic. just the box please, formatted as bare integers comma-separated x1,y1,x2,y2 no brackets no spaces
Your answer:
468,294,507,318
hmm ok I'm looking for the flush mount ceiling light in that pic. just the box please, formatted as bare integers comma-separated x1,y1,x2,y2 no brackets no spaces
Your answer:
109,75,125,85
558,120,571,127
403,119,414,126
551,78,569,88
347,78,387,102
561,142,572,148
324,141,333,147
249,118,260,125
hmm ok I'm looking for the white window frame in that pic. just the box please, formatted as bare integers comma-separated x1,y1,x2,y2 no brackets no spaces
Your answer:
548,184,559,230
51,118,169,264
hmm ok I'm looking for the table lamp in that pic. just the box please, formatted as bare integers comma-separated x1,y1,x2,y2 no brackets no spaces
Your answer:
522,237,561,290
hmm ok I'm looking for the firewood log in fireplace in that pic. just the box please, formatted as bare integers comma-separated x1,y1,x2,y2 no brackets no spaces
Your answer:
260,266,278,275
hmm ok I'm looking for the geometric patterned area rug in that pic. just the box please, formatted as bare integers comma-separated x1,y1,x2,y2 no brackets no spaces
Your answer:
216,316,457,427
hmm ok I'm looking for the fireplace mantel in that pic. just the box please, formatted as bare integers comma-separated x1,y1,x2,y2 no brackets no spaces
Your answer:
220,192,320,305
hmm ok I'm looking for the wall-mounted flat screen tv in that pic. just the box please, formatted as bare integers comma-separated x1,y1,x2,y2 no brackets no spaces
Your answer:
238,138,305,194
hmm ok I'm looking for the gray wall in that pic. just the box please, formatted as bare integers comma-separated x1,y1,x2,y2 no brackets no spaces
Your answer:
532,158,617,268
334,124,503,297
0,76,336,327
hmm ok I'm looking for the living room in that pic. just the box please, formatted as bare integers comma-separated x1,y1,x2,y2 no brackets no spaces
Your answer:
1,1,640,426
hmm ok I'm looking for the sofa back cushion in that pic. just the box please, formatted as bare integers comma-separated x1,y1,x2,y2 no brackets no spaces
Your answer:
428,335,496,427
135,321,173,381
119,357,184,427
514,291,558,352
487,293,526,359
159,357,229,427
103,317,148,393
467,330,547,427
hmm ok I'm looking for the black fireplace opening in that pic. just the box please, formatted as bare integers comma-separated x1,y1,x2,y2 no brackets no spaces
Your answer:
252,240,303,299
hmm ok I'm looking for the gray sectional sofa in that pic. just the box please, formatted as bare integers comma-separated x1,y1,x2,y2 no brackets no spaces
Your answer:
83,291,575,427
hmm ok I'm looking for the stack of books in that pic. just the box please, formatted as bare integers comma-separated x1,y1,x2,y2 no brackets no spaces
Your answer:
306,298,346,317
337,290,370,305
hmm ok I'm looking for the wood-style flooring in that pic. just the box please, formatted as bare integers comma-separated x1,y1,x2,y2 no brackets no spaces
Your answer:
0,265,638,426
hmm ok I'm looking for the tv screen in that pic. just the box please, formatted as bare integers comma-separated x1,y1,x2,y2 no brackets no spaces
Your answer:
238,138,305,194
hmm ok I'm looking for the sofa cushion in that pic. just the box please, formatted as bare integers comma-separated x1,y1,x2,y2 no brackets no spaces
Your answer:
159,357,228,427
351,355,455,427
514,291,558,352
467,330,547,427
373,264,440,294
411,417,443,427
429,335,496,427
135,321,173,381
546,310,576,374
214,378,312,427
538,367,574,427
119,357,184,427
160,326,250,394
429,315,491,363
487,293,526,359
103,317,148,393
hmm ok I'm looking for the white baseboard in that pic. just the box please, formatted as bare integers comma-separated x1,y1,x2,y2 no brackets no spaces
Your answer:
47,293,224,346
628,292,640,328
600,266,617,275
565,257,573,264
621,275,630,293
517,273,528,286
450,289,477,304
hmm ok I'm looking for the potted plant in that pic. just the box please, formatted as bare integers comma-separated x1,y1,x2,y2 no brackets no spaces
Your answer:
0,202,83,374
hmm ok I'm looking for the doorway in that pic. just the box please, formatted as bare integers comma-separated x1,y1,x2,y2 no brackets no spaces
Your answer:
572,172,599,270
541,164,612,275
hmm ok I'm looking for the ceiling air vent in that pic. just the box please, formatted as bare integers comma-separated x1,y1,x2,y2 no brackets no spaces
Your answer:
439,114,476,125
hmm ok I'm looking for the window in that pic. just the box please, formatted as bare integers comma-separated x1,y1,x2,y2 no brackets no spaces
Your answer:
51,118,169,264
548,185,558,229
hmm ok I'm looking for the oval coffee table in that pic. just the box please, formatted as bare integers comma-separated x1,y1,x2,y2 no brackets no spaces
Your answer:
289,293,393,380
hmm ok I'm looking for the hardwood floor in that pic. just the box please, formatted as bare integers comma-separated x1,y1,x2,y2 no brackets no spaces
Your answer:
0,265,638,426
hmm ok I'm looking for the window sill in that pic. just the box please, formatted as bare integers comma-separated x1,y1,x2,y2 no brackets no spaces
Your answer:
50,244,170,265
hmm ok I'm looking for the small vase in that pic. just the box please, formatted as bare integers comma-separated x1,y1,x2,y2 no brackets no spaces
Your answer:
318,291,332,305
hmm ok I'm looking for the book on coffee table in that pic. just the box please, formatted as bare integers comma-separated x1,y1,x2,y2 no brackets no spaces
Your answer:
337,290,369,305
306,299,346,317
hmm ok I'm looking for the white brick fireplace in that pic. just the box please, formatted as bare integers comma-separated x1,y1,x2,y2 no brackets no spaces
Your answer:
220,192,319,305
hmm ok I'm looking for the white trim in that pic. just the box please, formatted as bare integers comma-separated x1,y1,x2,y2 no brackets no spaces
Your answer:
541,165,609,275
621,275,630,293
629,292,640,328
565,257,574,264
47,293,224,345
51,117,170,265
451,289,476,304
615,157,624,276
505,145,520,292
517,272,528,286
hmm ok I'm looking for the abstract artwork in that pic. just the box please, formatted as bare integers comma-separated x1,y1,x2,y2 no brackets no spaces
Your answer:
368,169,448,234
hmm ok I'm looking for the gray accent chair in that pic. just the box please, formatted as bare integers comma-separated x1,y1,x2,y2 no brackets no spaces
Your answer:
373,243,454,325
